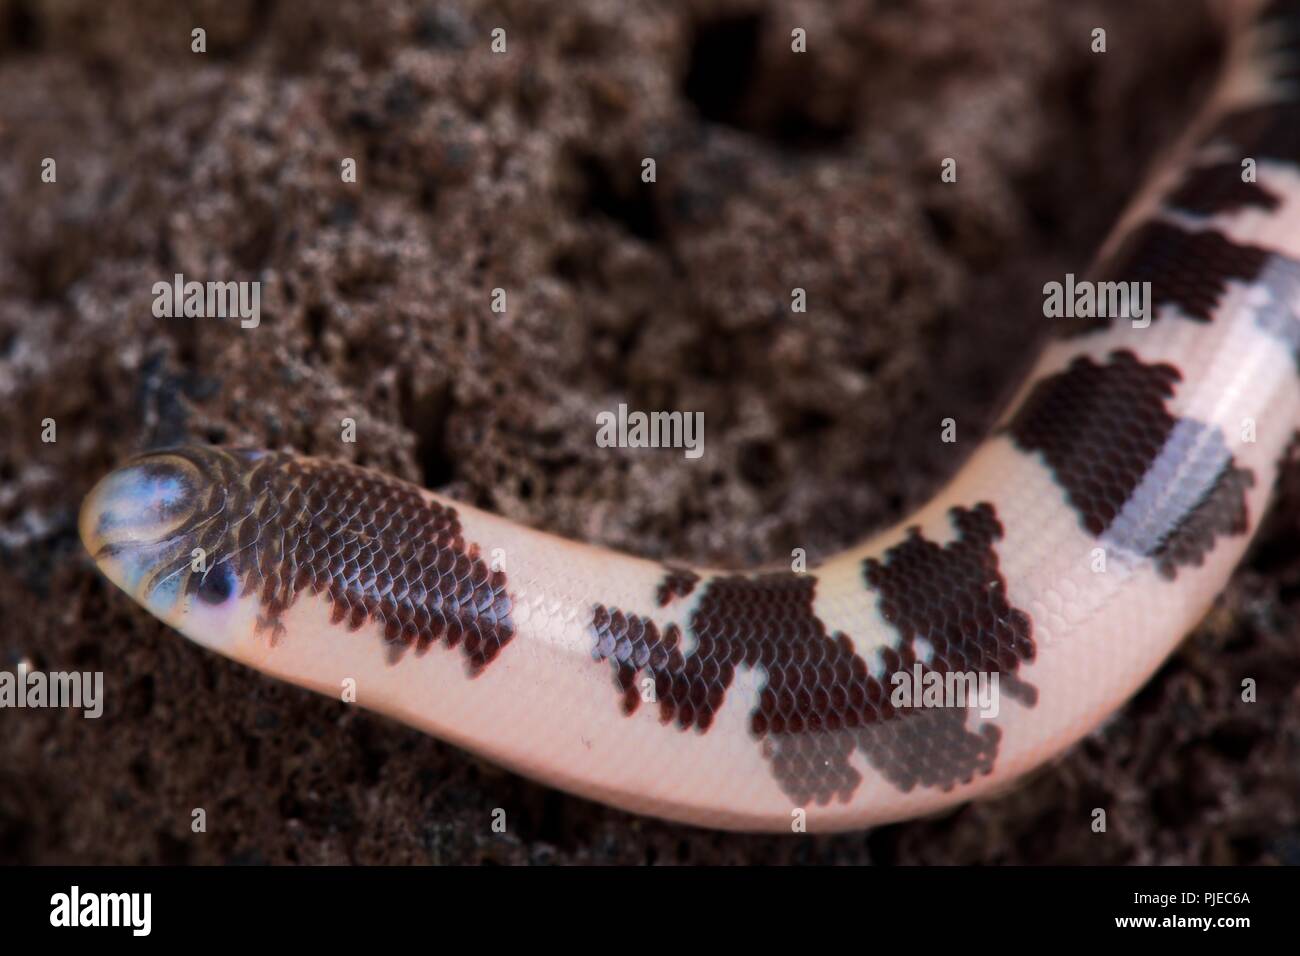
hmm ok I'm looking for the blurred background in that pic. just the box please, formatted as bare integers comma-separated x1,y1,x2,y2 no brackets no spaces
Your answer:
2,0,1297,864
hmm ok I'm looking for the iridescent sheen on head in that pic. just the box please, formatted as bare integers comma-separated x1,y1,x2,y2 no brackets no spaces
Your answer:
78,446,261,613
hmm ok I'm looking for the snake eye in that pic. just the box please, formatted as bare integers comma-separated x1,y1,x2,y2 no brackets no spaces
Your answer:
197,564,236,605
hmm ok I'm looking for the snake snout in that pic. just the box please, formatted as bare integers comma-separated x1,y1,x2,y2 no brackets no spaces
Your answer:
79,451,203,558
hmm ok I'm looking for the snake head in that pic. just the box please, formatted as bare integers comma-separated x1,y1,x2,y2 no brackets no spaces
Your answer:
79,446,263,649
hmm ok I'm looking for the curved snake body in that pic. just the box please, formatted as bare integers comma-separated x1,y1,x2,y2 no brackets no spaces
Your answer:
81,0,1300,831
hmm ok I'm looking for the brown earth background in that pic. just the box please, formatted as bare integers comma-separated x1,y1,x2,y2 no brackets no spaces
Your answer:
1,0,1298,864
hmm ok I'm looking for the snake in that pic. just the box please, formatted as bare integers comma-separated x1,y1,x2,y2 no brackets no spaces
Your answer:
79,0,1300,832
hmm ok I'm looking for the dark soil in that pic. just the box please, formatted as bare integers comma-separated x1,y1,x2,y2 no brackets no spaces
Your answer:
1,0,1296,864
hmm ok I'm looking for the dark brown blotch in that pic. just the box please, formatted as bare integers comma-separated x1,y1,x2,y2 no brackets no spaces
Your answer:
176,450,515,672
1094,222,1269,324
1006,350,1254,576
1166,161,1281,217
591,502,1037,804
655,566,700,606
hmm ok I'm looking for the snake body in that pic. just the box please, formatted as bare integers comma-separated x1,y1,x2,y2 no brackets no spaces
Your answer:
81,1,1300,832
